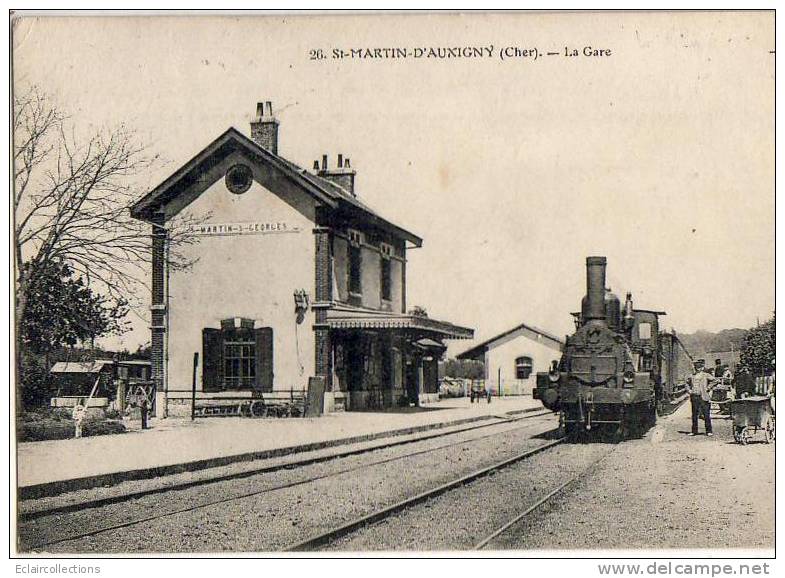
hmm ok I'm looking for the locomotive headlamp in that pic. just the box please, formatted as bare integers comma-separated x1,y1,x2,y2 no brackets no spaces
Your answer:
623,370,635,387
548,360,560,382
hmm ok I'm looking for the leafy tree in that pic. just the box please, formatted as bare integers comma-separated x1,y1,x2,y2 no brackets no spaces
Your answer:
440,358,485,380
19,260,129,407
21,260,129,356
739,314,775,377
19,353,50,410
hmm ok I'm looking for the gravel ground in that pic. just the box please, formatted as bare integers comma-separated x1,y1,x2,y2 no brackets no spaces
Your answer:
325,442,612,551
20,413,549,517
21,413,557,553
488,403,775,551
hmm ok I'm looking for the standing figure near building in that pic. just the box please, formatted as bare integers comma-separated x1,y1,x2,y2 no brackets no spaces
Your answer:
713,359,724,382
140,398,149,430
72,400,86,439
687,362,715,436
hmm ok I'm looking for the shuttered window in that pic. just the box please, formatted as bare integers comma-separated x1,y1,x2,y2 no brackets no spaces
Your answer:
202,326,273,392
381,257,392,301
349,245,362,295
348,229,363,296
254,327,274,391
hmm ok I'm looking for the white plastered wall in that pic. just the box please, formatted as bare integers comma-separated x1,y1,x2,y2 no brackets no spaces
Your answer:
164,153,317,396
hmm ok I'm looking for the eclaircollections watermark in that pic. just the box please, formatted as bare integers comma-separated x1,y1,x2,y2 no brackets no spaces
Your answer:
15,564,101,575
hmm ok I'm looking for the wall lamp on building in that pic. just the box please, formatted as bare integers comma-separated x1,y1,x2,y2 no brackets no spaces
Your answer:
294,289,310,324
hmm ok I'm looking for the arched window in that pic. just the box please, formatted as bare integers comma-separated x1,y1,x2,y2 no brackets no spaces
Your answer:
515,356,533,379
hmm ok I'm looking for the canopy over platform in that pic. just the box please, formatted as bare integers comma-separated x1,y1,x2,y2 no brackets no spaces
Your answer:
322,304,473,340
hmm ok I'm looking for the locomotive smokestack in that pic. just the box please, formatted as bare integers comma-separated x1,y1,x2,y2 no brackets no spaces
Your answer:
585,256,607,322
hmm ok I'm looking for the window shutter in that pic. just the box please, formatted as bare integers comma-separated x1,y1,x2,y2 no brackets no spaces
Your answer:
255,327,274,392
203,328,223,392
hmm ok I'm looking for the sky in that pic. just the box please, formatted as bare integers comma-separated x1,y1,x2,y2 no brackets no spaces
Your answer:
12,11,775,355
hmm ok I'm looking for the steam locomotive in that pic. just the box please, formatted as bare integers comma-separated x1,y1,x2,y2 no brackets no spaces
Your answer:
533,256,692,439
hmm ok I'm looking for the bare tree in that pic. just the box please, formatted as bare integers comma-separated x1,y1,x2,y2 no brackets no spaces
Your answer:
13,86,200,410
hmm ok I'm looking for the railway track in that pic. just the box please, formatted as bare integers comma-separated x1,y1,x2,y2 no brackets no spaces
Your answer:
22,411,557,552
20,409,553,522
285,438,565,552
472,447,614,550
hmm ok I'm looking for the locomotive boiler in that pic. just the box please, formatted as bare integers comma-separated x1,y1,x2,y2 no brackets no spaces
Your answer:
534,256,665,439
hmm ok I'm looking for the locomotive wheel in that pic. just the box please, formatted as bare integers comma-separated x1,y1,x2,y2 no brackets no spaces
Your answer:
616,424,629,442
564,423,581,442
250,401,266,417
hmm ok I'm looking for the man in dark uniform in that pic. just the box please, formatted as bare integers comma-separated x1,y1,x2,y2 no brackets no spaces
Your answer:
714,359,725,382
735,367,755,399
687,362,716,436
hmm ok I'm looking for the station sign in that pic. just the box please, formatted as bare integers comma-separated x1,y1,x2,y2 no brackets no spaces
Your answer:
189,221,302,236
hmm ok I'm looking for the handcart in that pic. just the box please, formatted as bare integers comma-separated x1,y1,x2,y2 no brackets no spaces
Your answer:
469,382,491,403
730,396,775,445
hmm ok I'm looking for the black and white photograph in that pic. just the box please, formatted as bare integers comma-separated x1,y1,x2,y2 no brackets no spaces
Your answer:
9,9,775,561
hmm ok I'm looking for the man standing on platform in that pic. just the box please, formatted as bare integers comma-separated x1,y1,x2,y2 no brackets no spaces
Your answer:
687,362,716,436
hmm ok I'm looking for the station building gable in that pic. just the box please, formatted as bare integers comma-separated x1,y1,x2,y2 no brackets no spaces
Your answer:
132,102,472,416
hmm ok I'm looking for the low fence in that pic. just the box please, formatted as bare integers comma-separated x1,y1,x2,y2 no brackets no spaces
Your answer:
439,378,535,398
192,389,308,418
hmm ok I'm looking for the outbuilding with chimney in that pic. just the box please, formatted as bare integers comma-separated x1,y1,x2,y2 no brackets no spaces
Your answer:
131,102,473,417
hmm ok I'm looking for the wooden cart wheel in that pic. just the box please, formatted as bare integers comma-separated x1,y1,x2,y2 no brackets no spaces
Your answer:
250,400,266,417
765,417,775,444
739,426,751,445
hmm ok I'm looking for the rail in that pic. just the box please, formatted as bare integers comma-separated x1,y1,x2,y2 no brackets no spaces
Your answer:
473,447,614,549
20,411,556,550
285,438,564,551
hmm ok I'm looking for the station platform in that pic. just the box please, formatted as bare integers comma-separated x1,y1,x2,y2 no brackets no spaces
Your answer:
17,396,541,498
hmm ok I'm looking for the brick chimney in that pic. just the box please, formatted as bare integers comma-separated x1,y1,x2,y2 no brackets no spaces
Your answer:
250,101,279,155
316,154,357,196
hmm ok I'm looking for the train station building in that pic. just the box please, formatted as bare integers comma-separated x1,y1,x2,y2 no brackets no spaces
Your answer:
131,102,473,417
457,323,564,396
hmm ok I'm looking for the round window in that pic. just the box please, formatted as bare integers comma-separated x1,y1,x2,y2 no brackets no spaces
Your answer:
225,164,253,194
